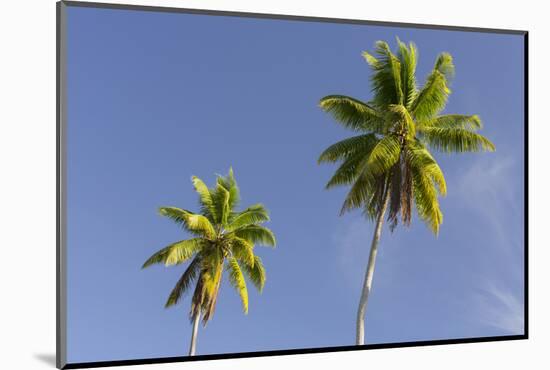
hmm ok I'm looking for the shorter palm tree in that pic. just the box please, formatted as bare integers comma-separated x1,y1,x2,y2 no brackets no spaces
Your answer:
142,168,276,356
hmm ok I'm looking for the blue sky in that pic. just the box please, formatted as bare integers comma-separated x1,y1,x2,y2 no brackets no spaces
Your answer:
65,6,525,363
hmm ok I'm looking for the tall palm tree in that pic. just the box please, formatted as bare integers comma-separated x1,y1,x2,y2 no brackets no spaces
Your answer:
142,168,276,356
318,39,495,345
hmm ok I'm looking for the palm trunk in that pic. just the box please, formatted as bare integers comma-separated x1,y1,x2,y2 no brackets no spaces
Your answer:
188,307,201,356
355,187,391,345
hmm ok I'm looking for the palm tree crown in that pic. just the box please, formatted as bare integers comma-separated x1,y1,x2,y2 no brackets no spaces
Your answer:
319,39,495,233
142,168,276,325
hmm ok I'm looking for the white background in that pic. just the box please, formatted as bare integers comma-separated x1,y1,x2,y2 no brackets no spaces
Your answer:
0,0,546,369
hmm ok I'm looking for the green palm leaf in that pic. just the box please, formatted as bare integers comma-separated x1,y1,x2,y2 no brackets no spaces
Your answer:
142,238,205,268
230,237,255,267
319,95,385,132
434,52,455,80
226,257,249,313
227,204,270,231
216,167,240,211
341,171,381,215
234,225,276,247
191,176,216,221
365,40,403,107
367,134,402,175
165,257,201,307
410,53,454,121
241,255,266,292
362,175,388,220
411,163,443,234
201,261,224,323
361,49,379,67
410,70,449,121
420,127,495,153
404,141,446,232
325,149,371,189
396,38,418,109
318,133,378,164
213,183,231,226
419,114,482,131
159,207,216,239
405,140,447,195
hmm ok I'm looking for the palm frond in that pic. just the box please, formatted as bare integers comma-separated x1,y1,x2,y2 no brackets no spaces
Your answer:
230,237,255,267
387,160,403,231
216,167,240,211
361,174,389,220
191,176,216,221
241,255,266,292
367,40,404,107
159,207,216,239
411,164,443,234
405,140,447,195
227,204,270,231
405,140,446,233
212,183,231,226
319,95,385,133
434,52,455,80
420,127,496,153
201,261,224,324
410,70,449,121
190,272,207,321
418,114,482,131
226,257,249,314
234,225,276,247
361,49,379,67
142,238,205,268
325,155,363,189
367,134,402,175
341,171,382,214
410,52,454,120
165,257,201,307
400,156,413,226
324,149,371,189
318,133,378,164
396,38,418,109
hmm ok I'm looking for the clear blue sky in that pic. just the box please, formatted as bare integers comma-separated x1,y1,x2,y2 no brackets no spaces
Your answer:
65,6,525,363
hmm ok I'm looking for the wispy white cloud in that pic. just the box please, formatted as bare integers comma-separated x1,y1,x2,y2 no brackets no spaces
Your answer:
473,281,524,334
454,156,521,249
453,156,525,334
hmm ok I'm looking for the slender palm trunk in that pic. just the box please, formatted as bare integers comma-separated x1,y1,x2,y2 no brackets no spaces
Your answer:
356,187,391,345
188,307,201,356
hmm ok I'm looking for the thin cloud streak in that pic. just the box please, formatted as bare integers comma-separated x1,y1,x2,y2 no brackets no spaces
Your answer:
474,281,524,334
454,156,524,334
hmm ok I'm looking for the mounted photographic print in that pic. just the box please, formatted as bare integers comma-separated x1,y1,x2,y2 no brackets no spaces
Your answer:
56,1,528,368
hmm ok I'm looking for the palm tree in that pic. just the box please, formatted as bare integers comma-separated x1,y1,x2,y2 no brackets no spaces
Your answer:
142,168,276,356
318,39,495,345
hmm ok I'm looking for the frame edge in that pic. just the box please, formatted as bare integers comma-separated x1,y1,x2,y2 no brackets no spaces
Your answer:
57,1,68,369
